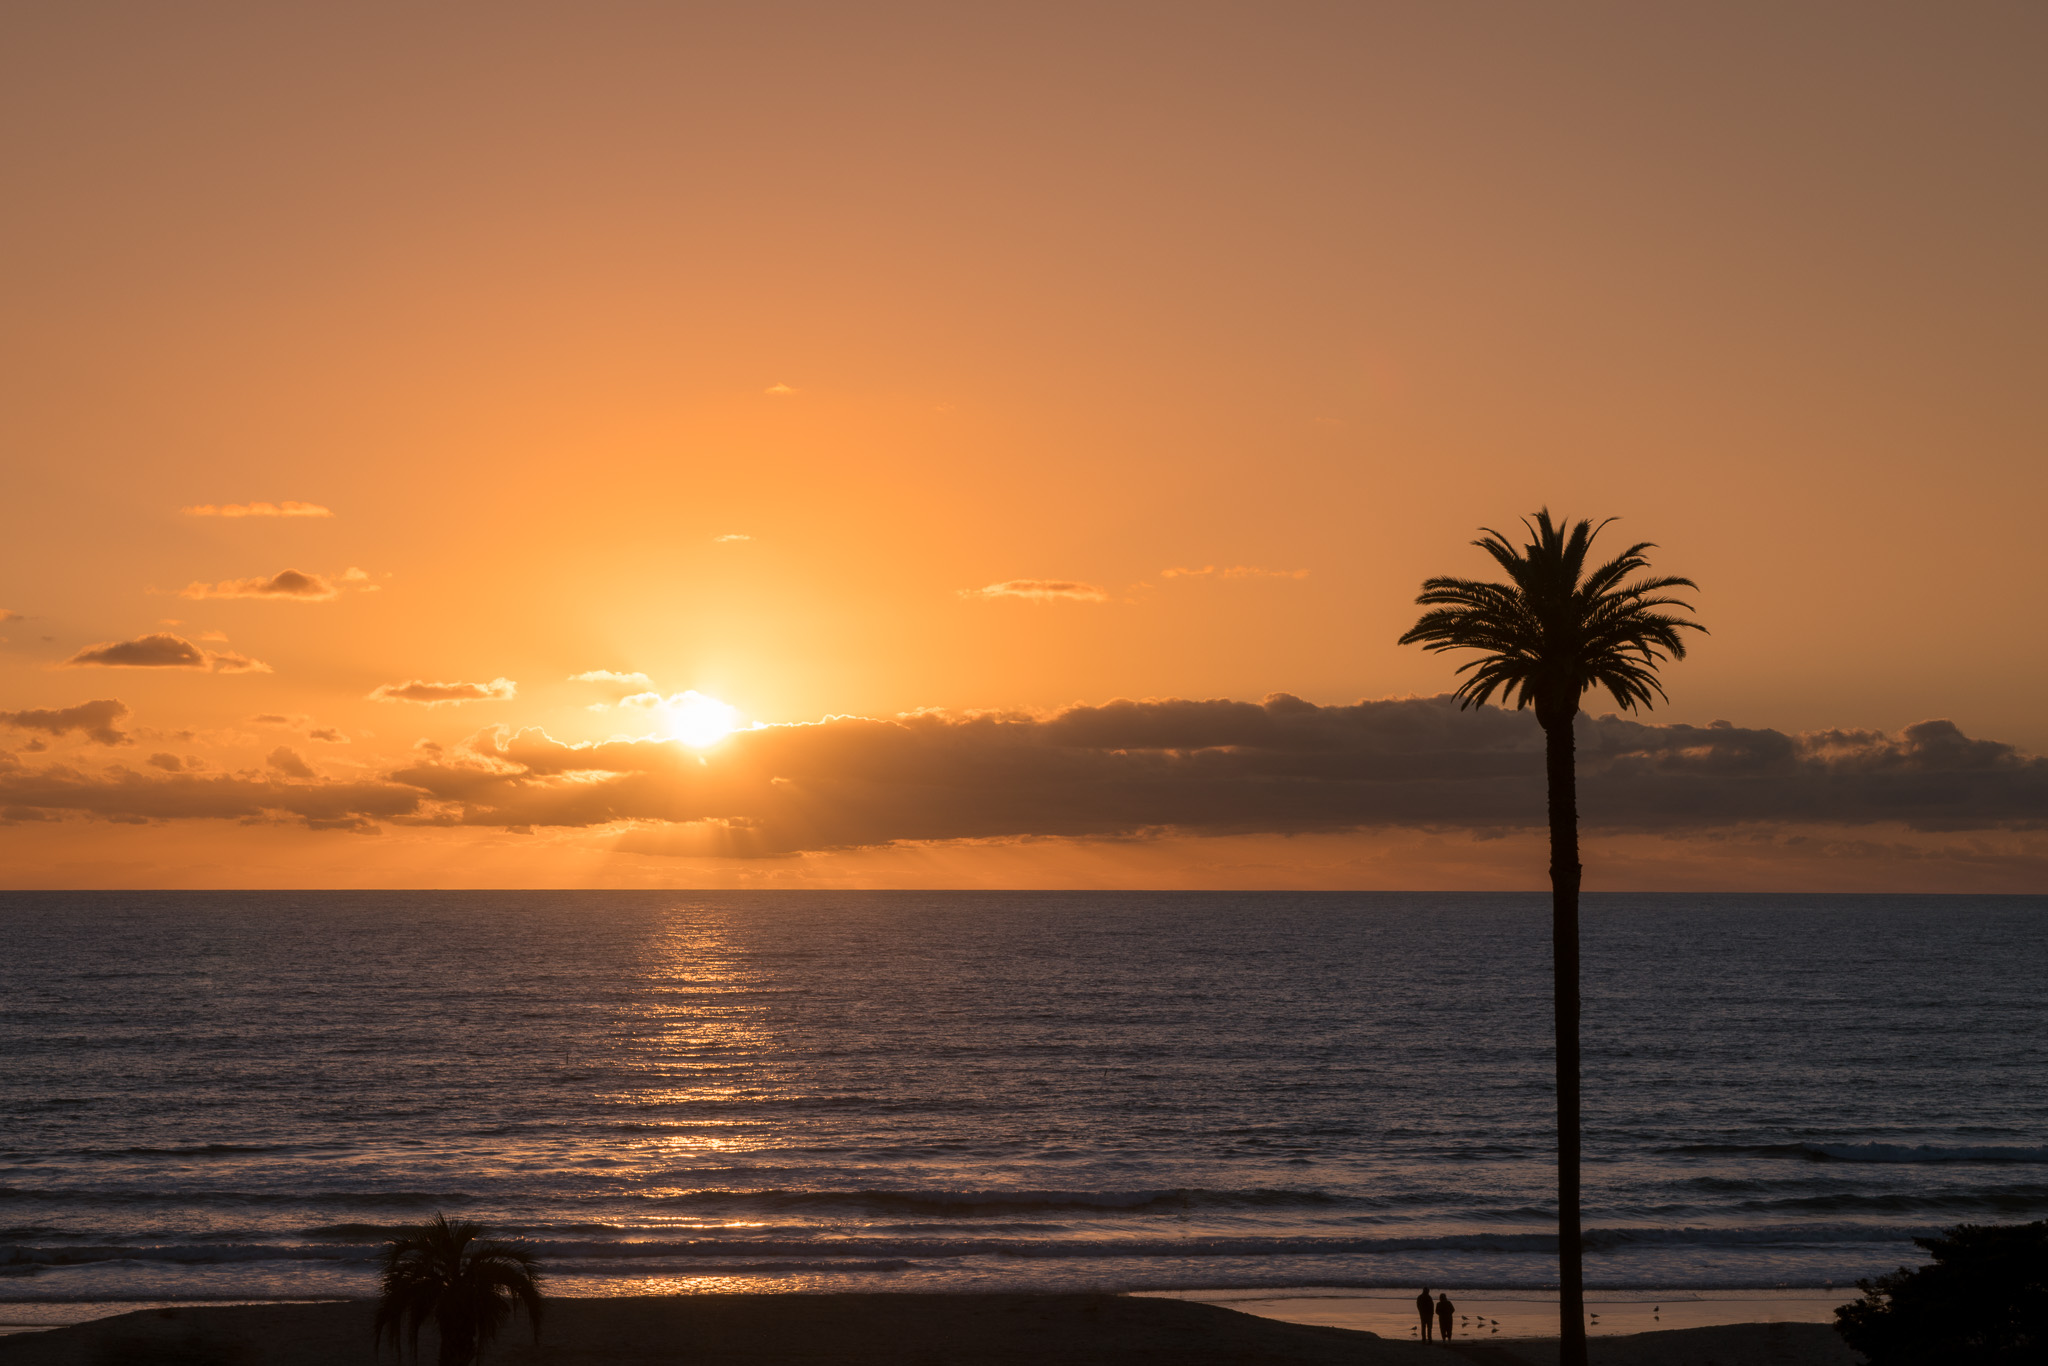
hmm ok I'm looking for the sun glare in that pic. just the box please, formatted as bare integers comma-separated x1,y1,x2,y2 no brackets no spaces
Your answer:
665,691,742,748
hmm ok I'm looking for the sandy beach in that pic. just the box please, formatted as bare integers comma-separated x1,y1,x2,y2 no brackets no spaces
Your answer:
0,1294,1863,1365
1151,1286,1852,1340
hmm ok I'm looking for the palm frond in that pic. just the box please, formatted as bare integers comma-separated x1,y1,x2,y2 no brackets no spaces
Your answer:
374,1213,543,1364
1397,509,1704,723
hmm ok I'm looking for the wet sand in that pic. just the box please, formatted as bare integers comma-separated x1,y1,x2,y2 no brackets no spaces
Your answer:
0,1293,1865,1364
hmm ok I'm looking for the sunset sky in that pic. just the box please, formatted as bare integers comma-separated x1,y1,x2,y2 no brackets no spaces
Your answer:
4,3,2044,889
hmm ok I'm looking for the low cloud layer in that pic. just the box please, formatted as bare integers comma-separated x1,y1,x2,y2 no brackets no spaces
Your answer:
181,501,332,517
962,579,1109,603
63,633,270,673
0,699,130,746
388,698,2045,848
4,696,2042,848
369,677,518,705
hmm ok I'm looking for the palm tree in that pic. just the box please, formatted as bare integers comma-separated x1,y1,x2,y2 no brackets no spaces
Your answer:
1398,510,1702,1366
375,1213,544,1366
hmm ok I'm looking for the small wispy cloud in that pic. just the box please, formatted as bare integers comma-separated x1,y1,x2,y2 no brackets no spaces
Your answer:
1160,565,1311,581
178,567,373,601
247,714,350,743
0,609,21,623
713,533,751,543
960,579,1110,603
764,383,795,396
182,501,332,518
63,633,270,673
569,670,656,705
569,670,655,690
368,677,517,705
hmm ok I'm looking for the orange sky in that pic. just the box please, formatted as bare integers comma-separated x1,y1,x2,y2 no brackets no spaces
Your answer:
4,3,2044,890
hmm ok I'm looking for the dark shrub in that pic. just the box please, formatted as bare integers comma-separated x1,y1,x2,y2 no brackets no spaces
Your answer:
1834,1221,2046,1365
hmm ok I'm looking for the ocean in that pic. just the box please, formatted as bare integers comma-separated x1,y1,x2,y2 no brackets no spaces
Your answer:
2,891,2043,1320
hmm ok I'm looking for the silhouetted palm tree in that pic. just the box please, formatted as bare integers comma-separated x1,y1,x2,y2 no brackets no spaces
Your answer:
375,1213,543,1366
1399,511,1701,1366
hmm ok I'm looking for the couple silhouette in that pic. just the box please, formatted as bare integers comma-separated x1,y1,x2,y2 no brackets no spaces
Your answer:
1415,1288,1455,1341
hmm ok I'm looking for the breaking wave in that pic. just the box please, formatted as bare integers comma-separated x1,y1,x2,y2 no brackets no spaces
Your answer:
1673,1143,2048,1164
0,1222,1932,1271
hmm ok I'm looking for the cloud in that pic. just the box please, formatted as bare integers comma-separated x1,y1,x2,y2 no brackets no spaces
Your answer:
1160,565,1311,580
0,699,131,746
5,694,2041,852
267,746,316,779
0,763,418,831
181,501,332,517
764,383,795,395
62,633,272,674
569,670,656,699
361,696,2048,852
179,568,346,601
147,753,183,772
713,533,751,543
369,677,517,705
961,579,1110,603
0,609,21,623
249,714,347,743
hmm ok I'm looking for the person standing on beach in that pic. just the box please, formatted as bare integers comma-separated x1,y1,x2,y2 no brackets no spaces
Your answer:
1437,1292,1455,1341
1416,1288,1435,1340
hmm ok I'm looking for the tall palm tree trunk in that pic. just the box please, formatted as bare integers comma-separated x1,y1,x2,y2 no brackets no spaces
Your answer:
1544,709,1587,1366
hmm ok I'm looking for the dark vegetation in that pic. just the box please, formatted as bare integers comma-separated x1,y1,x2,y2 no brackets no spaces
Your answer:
1399,510,1703,1366
1834,1220,2047,1365
375,1213,543,1366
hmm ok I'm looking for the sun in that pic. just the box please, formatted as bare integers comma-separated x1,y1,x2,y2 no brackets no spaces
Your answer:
664,691,742,748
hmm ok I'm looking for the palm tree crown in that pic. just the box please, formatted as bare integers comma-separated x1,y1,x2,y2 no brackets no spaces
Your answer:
1397,509,1703,726
375,1213,543,1366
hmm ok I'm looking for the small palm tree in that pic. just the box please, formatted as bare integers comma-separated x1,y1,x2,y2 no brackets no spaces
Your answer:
375,1213,544,1366
1398,510,1702,1366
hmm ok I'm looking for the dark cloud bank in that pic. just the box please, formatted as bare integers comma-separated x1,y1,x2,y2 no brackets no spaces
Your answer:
4,695,2044,849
